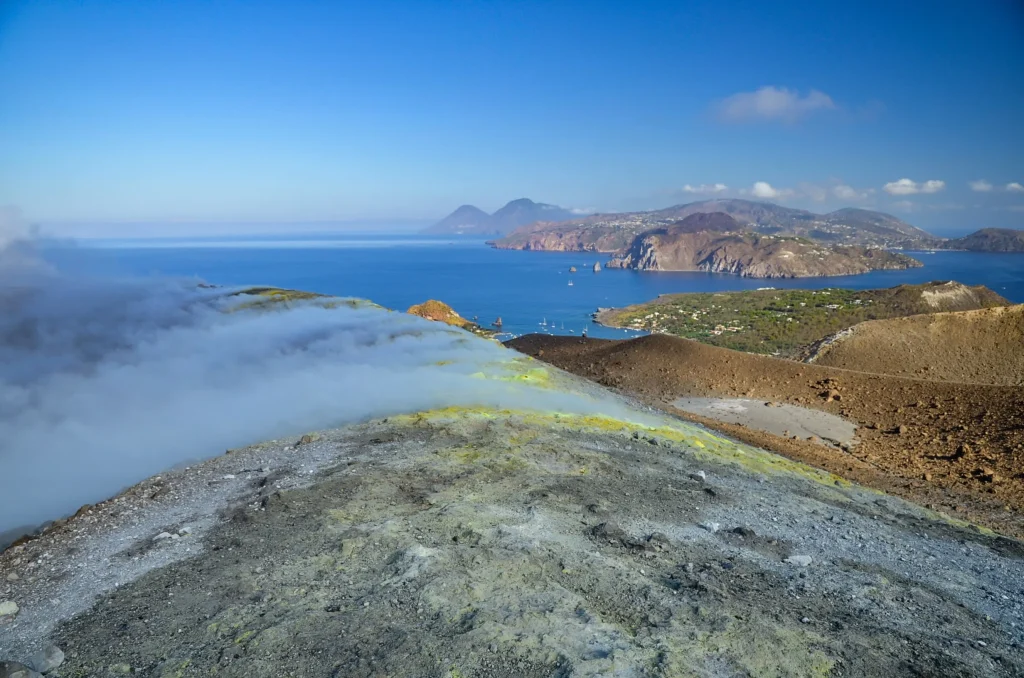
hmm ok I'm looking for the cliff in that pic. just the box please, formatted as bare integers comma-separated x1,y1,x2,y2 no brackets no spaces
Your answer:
606,215,921,278
489,224,639,252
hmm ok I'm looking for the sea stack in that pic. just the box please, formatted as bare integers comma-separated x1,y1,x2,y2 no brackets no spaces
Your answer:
593,262,602,272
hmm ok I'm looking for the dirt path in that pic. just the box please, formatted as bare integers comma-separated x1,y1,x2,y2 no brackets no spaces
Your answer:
508,334,1024,539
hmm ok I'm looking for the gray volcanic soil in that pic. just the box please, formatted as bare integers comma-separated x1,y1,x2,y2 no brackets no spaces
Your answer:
672,398,858,448
2,404,1023,677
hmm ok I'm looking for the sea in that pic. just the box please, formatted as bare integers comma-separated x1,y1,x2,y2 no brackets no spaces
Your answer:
42,235,1024,339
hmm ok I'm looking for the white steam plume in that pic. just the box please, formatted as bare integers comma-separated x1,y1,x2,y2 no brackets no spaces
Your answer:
0,240,626,540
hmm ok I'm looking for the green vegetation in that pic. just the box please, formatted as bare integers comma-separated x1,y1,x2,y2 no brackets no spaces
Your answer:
601,282,1007,357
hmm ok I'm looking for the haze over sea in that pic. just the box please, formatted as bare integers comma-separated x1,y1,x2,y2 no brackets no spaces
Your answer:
44,235,1024,340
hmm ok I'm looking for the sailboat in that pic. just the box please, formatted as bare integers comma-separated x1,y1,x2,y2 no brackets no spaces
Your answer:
568,279,574,286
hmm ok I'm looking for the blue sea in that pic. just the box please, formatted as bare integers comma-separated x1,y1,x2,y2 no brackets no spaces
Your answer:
43,235,1024,339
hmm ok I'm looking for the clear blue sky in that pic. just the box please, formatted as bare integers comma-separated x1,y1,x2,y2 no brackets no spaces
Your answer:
1,0,1022,236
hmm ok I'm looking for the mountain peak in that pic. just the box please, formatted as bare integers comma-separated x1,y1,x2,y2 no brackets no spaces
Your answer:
424,198,581,235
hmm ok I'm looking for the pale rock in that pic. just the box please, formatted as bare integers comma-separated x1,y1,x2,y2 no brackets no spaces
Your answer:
0,661,42,678
30,644,64,673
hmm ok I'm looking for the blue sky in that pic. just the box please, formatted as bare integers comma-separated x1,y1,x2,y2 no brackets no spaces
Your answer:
1,0,1022,236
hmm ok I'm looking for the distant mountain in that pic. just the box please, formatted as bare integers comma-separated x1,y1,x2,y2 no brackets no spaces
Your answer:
492,199,943,250
942,228,1024,252
428,205,493,234
424,198,581,235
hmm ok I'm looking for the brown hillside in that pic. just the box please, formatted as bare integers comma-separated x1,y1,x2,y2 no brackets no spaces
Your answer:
508,333,1024,538
811,305,1024,385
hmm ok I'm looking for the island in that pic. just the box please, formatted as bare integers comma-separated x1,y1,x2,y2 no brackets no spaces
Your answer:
604,213,921,278
491,198,944,251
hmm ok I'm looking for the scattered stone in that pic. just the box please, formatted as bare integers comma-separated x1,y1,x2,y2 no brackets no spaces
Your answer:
977,640,987,647
592,522,627,544
108,664,132,675
5,573,18,582
784,555,813,567
688,471,707,482
30,644,64,673
296,433,319,446
647,532,671,549
732,526,756,538
153,532,174,541
178,527,192,536
897,425,909,435
0,661,42,678
801,616,811,624
222,474,236,480
0,600,19,618
974,468,1000,483
699,522,720,534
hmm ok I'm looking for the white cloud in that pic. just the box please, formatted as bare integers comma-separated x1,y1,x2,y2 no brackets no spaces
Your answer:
717,86,836,123
682,183,728,194
1007,182,1024,193
883,178,945,195
969,180,993,192
750,181,792,199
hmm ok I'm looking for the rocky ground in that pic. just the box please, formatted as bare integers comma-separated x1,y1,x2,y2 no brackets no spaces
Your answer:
508,334,1024,539
1,398,1023,677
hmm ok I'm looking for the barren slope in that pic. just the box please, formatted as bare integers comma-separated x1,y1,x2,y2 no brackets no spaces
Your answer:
508,334,1024,538
2,405,1023,677
811,304,1024,385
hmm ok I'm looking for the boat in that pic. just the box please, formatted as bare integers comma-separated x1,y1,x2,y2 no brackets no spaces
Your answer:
492,317,503,328
593,262,602,272
568,279,574,286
